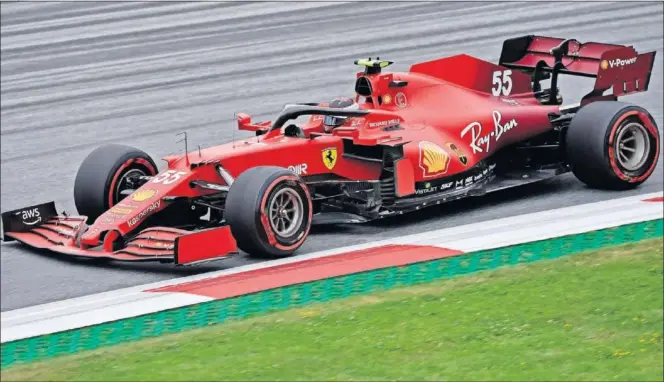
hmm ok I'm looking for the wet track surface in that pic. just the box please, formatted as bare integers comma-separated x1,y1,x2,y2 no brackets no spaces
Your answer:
1,2,663,311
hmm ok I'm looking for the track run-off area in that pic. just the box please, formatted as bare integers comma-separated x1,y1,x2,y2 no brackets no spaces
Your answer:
1,1,663,311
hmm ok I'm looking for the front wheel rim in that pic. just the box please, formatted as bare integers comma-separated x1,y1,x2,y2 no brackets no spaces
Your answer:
615,122,651,172
114,168,147,204
268,187,304,238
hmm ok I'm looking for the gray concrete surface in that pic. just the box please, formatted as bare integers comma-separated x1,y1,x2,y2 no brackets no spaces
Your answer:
1,1,662,311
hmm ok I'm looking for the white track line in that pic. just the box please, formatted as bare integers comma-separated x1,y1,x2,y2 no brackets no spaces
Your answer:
1,191,662,343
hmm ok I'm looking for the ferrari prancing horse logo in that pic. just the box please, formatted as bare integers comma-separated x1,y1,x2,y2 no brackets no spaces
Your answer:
322,147,338,170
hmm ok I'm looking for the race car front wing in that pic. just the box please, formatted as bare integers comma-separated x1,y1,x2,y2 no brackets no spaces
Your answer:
1,202,238,266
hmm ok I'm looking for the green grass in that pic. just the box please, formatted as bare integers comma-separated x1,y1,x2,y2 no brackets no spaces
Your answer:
3,239,663,381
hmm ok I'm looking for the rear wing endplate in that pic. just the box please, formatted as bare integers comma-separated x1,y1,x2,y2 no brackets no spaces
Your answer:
499,35,656,104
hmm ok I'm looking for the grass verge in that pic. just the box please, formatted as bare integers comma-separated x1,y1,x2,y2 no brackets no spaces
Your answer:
2,238,663,381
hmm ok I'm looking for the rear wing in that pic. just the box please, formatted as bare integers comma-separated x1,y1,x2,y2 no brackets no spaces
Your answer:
499,35,656,104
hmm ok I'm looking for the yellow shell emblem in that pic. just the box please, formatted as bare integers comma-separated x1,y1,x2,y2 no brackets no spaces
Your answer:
383,94,392,105
419,141,450,177
132,189,157,202
322,147,338,170
600,60,609,70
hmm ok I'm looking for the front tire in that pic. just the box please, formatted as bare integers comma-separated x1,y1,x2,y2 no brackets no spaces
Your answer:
225,166,312,258
74,144,159,223
565,101,660,190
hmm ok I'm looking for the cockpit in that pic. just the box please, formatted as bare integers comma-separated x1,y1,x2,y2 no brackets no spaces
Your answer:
237,57,408,138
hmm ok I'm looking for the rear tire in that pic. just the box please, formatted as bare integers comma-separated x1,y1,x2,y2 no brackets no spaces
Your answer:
225,166,312,258
565,101,660,190
74,144,158,223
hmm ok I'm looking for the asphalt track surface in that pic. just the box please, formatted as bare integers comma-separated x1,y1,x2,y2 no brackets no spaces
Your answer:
1,1,663,312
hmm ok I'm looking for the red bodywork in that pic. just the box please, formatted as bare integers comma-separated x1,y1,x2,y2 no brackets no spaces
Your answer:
2,35,656,265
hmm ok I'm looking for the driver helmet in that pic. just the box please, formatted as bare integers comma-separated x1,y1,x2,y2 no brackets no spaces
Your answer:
323,97,358,132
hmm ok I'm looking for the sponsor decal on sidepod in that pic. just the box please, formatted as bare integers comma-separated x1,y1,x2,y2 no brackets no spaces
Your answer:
461,110,518,154
419,141,451,178
368,118,400,128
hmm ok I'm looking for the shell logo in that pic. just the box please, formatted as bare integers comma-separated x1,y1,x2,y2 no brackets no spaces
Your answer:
419,141,450,178
600,60,609,70
132,189,157,202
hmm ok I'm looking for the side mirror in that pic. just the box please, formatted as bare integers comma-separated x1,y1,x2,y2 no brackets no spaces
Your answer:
237,113,271,133
237,113,251,127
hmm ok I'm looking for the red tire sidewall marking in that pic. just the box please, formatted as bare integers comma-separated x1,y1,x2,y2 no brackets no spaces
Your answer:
607,110,660,183
107,158,157,207
259,174,313,251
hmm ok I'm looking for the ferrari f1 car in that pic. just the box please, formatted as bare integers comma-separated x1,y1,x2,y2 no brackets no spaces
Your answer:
2,35,660,265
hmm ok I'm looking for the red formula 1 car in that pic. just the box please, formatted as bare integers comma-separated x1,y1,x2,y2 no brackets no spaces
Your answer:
2,35,660,265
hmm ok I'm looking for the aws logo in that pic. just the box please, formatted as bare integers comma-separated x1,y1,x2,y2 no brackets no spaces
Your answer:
15,208,41,226
419,141,450,178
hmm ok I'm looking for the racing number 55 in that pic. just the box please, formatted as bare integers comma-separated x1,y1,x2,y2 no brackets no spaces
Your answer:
491,70,513,96
152,170,187,185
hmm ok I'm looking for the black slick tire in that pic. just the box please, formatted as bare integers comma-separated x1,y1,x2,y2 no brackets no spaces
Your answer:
225,166,312,258
565,101,660,190
74,144,158,223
